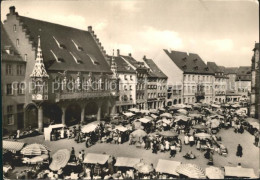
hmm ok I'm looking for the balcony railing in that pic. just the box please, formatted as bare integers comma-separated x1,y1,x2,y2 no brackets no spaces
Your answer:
195,91,205,97
55,90,117,102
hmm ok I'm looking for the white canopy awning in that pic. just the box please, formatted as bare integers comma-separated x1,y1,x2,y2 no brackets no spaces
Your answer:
224,166,256,178
83,153,110,164
156,159,181,176
114,157,141,168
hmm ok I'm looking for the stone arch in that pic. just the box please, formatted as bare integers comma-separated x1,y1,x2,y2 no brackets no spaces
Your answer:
101,100,110,119
43,103,62,124
65,103,81,126
84,101,99,122
25,103,38,129
179,99,181,104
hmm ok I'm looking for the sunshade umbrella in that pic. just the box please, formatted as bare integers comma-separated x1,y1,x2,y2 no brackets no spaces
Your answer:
129,108,140,113
138,117,152,124
194,133,211,139
131,129,147,138
211,104,220,108
140,109,150,114
115,125,128,132
176,164,206,179
192,124,207,130
81,123,97,133
205,166,224,179
134,162,154,174
151,114,158,119
29,154,49,164
21,143,49,156
149,109,159,114
49,149,70,171
160,113,173,118
177,109,187,114
189,114,201,118
159,107,165,111
175,115,189,122
210,119,220,128
123,112,135,117
158,131,178,137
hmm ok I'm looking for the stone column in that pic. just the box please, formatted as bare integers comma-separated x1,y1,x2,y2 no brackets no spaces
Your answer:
61,106,66,125
38,105,43,132
111,104,116,115
81,106,85,123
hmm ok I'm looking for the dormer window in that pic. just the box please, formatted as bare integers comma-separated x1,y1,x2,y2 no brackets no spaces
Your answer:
182,65,187,69
72,39,83,51
194,66,198,70
50,50,63,63
182,57,187,61
53,36,66,49
69,51,82,64
205,67,209,71
87,54,99,65
193,58,198,62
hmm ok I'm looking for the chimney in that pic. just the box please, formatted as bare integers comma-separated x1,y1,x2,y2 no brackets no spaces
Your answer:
117,49,120,56
143,55,146,60
88,26,92,32
128,53,132,57
9,6,16,15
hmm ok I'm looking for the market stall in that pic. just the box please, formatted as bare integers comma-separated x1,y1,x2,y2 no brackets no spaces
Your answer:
114,157,141,168
224,166,257,178
83,153,110,165
176,163,206,179
44,124,66,141
156,159,181,176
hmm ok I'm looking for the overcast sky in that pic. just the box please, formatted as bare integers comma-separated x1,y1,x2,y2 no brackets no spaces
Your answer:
1,0,259,67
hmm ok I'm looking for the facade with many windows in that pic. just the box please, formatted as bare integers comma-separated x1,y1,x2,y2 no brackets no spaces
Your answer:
109,53,137,113
1,24,26,133
207,62,228,103
143,56,167,109
2,6,118,133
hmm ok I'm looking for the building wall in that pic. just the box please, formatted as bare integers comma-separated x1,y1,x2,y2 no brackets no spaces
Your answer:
2,60,26,133
235,80,251,98
3,12,37,108
116,72,136,112
147,76,158,109
136,69,147,109
183,74,214,104
157,78,167,108
213,75,227,103
226,74,237,91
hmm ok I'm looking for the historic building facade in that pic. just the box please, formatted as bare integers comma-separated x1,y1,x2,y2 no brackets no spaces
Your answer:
235,66,252,99
155,50,214,104
118,51,148,110
207,62,228,103
1,24,26,133
143,56,167,109
250,42,259,118
109,53,137,113
2,6,118,132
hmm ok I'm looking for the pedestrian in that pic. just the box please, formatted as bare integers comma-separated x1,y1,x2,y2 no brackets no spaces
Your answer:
255,135,259,147
184,134,189,145
165,140,170,151
152,141,157,154
236,144,243,157
170,143,176,158
60,128,65,139
189,135,195,147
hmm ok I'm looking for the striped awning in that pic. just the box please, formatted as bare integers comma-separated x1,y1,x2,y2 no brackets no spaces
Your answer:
3,140,25,153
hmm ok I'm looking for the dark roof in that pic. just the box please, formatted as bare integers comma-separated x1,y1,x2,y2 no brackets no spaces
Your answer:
1,23,23,62
224,67,238,75
164,49,214,75
108,56,136,73
18,16,111,73
236,66,251,81
207,62,223,73
143,58,167,78
253,42,259,51
120,55,147,70
218,66,226,72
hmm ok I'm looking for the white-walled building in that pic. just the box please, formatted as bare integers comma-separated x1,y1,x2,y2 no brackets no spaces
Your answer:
155,50,215,104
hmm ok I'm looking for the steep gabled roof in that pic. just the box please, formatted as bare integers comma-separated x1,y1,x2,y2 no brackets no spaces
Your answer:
207,62,223,73
120,55,147,70
164,49,214,75
236,66,251,81
218,66,226,72
143,58,167,78
224,67,238,75
18,16,111,73
108,56,136,74
1,23,23,62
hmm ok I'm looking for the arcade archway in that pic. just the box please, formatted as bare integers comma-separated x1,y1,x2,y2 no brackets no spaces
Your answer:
84,102,99,122
25,103,38,128
65,103,81,126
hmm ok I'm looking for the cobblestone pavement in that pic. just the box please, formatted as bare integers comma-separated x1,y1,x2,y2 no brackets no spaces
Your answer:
14,127,259,178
